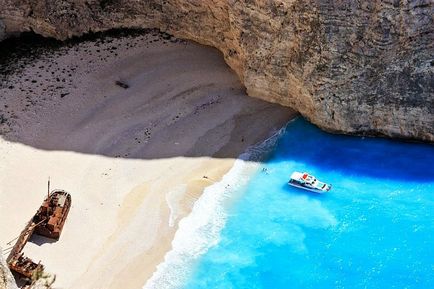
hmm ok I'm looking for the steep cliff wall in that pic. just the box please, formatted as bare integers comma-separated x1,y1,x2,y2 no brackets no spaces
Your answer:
0,0,433,141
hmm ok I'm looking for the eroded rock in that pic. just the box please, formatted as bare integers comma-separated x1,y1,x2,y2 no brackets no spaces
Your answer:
0,0,433,141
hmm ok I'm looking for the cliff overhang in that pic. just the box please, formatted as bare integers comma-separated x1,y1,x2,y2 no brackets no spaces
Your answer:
0,0,433,141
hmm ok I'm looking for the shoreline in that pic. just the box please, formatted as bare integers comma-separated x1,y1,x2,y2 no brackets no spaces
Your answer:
0,30,296,288
144,122,289,289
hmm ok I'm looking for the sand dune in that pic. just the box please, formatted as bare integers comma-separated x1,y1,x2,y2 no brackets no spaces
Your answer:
0,31,296,288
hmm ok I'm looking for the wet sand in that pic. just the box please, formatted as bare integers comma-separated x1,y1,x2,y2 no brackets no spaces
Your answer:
0,30,296,289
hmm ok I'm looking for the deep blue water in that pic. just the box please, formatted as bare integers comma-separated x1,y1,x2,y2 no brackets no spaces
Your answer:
184,119,434,289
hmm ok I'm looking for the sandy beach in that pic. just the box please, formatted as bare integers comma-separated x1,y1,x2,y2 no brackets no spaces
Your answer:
0,30,296,289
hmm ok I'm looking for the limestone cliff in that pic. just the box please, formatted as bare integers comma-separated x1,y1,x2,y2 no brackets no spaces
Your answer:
0,249,18,289
0,0,433,141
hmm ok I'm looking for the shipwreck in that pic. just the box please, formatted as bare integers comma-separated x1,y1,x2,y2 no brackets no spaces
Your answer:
6,182,71,284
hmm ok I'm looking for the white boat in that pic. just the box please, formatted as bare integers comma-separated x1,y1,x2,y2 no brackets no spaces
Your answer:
288,171,332,193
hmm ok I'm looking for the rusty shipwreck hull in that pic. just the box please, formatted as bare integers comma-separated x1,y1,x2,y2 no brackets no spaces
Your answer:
6,221,44,280
32,190,72,240
8,253,44,279
7,189,71,283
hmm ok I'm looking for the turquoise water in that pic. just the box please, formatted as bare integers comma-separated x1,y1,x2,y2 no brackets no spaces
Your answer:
183,119,434,289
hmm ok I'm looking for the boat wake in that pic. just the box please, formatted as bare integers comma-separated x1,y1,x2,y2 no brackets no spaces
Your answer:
143,125,288,289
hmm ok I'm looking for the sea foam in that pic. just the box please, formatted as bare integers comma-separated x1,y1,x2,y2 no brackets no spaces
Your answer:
143,126,287,289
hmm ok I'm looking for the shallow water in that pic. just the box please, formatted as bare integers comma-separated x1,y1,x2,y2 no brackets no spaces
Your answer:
183,119,434,289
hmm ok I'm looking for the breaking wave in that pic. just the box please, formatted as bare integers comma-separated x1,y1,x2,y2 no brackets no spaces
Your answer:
143,125,288,289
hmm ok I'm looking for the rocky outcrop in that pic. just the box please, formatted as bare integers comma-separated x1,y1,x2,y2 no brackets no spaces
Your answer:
0,0,433,141
0,248,18,289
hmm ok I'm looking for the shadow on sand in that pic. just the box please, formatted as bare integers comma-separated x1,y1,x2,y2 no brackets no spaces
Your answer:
0,30,295,160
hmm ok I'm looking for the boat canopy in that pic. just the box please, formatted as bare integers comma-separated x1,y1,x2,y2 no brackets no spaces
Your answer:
290,172,304,180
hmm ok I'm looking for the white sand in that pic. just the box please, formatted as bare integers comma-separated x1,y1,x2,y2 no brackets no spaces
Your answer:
0,31,296,289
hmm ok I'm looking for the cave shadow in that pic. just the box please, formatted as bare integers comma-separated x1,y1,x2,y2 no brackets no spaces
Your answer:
270,118,434,183
0,30,295,160
0,89,294,159
0,30,433,184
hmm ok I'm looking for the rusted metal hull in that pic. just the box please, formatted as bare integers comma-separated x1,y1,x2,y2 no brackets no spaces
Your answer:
8,254,43,279
6,221,43,281
32,190,72,240
6,221,35,263
7,189,71,284
6,220,43,280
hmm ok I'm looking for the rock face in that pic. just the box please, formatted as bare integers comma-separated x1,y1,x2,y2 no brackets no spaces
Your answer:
0,0,433,141
0,249,18,289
